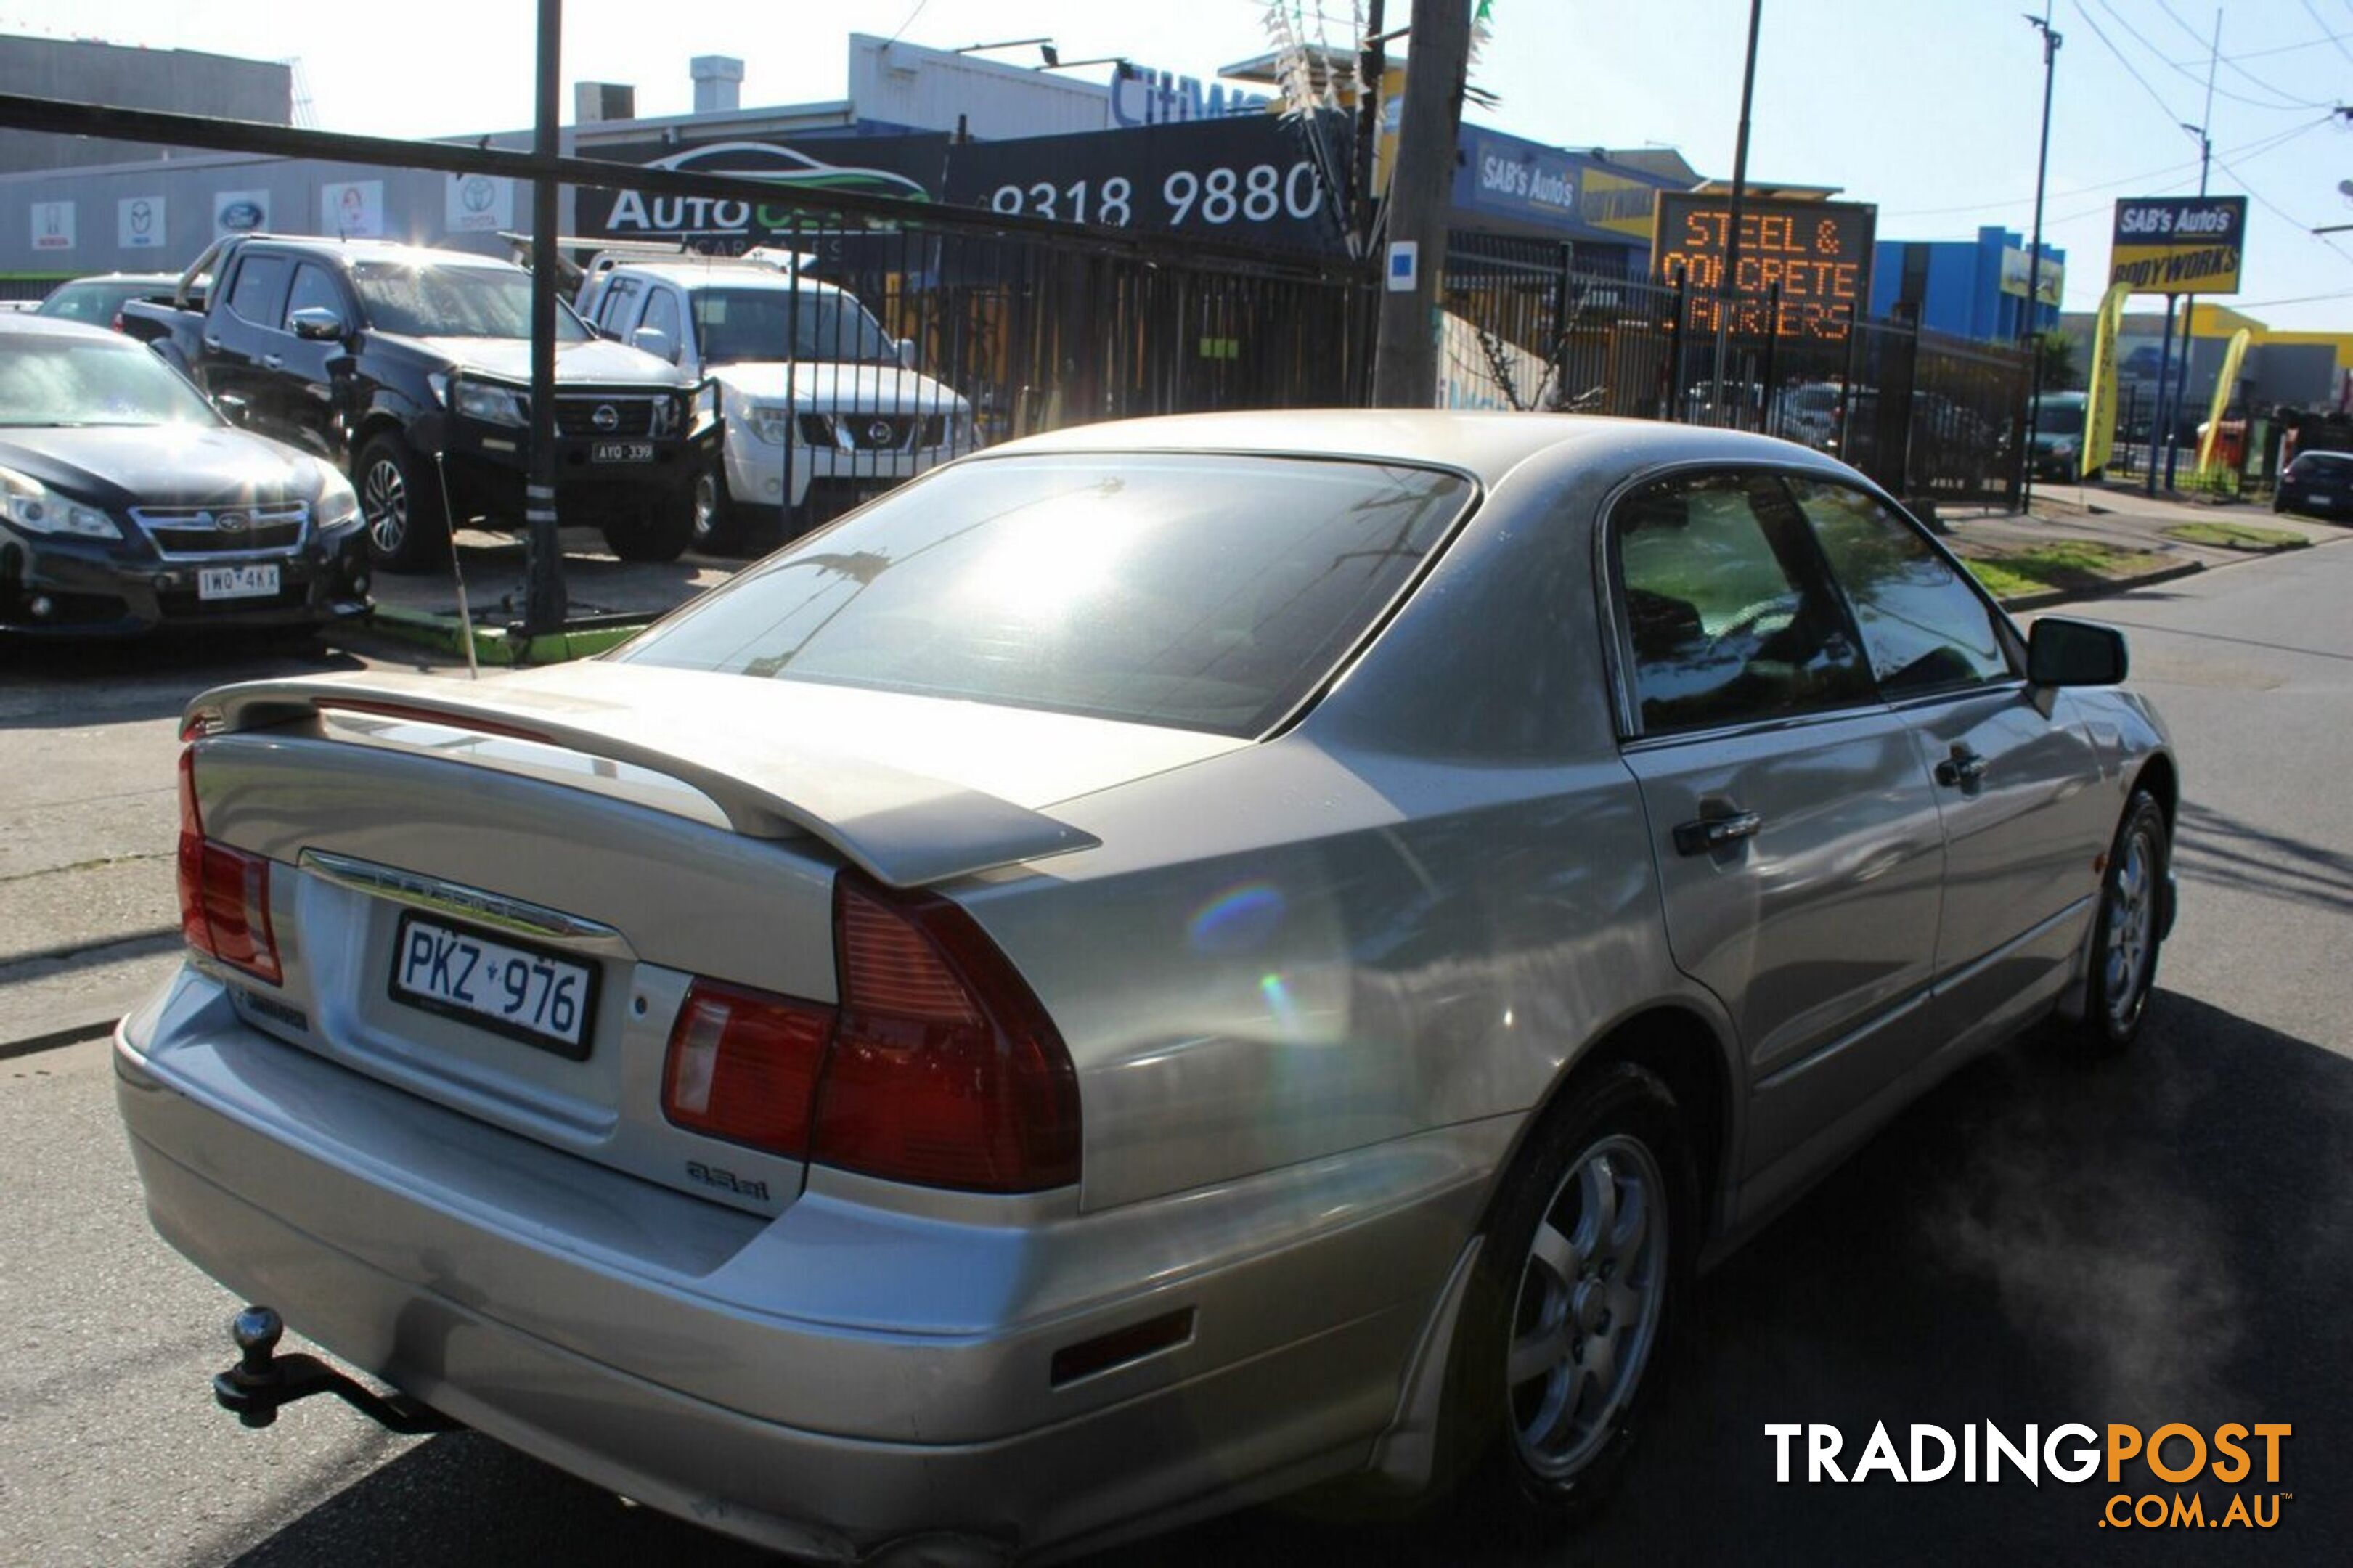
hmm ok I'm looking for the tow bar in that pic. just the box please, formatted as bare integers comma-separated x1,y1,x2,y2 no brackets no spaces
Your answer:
211,1305,460,1434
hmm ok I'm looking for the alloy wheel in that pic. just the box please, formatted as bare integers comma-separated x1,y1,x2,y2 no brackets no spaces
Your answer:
1506,1132,1669,1481
362,457,409,558
2103,824,2158,1032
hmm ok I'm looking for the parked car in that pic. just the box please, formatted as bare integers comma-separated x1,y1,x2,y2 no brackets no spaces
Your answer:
2273,449,2352,520
2028,390,2092,481
0,315,369,635
35,271,182,333
1778,380,1843,448
121,412,2175,1562
574,250,973,553
121,235,712,571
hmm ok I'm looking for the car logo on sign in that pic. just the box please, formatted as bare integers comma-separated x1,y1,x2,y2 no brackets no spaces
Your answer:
593,404,620,431
867,420,894,446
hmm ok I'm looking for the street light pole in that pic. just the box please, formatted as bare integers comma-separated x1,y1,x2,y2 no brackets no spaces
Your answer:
2164,11,2220,490
2019,4,2060,513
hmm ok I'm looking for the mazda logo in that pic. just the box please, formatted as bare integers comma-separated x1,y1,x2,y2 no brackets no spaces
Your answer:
213,511,248,534
867,420,894,446
592,404,621,431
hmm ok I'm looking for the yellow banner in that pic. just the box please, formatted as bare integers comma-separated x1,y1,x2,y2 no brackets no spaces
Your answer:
2196,328,2253,475
2081,281,2132,479
2110,242,2242,296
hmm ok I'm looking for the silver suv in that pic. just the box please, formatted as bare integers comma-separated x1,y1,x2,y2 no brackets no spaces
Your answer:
576,252,974,552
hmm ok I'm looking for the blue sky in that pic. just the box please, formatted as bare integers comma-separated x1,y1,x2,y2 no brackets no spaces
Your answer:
12,1,2351,330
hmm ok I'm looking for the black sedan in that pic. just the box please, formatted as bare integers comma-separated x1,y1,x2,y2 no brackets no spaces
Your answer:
0,316,370,635
2275,449,2352,522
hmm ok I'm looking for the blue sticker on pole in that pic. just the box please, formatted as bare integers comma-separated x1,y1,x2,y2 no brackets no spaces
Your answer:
1386,240,1419,293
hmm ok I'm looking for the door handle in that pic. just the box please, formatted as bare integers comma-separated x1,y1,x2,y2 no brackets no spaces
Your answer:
1934,747,1990,789
1673,810,1763,857
202,335,221,348
261,353,283,369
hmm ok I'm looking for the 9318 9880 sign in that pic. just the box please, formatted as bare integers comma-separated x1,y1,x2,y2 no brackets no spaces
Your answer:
987,160,1325,231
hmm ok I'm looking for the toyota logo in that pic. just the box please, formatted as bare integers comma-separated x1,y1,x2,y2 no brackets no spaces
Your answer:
213,511,248,534
592,404,620,431
866,420,894,446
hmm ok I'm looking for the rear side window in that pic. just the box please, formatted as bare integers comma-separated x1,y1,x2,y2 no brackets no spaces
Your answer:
1612,471,1872,735
1789,478,2015,694
225,255,293,328
620,454,1474,737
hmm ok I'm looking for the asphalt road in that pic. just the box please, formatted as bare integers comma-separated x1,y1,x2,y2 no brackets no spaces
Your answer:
1,540,2347,1566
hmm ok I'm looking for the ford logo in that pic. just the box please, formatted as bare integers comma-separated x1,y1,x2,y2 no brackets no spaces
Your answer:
592,404,620,431
219,200,264,232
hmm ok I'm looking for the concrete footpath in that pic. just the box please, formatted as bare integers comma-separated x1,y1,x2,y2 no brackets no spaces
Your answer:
3,487,2345,1055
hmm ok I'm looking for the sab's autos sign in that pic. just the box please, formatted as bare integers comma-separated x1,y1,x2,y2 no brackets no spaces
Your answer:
2108,196,2246,296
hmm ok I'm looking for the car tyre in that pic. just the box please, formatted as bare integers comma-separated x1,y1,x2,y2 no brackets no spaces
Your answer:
2049,790,2170,1057
602,491,698,563
1434,1063,1694,1527
692,465,751,556
356,433,449,573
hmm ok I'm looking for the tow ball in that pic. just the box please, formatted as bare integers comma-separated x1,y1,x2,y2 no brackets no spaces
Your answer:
211,1305,460,1435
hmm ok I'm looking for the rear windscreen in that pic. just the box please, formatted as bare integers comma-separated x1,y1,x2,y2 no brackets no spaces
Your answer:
2291,452,2350,479
620,452,1475,736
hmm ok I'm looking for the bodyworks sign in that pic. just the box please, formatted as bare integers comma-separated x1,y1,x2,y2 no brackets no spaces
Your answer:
2108,196,2246,296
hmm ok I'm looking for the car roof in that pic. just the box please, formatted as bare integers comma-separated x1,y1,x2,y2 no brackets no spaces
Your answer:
53,272,179,285
983,409,1859,491
605,261,846,297
0,313,145,343
235,235,517,271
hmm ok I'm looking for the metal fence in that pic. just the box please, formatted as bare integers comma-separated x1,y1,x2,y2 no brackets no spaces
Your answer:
1439,234,2031,507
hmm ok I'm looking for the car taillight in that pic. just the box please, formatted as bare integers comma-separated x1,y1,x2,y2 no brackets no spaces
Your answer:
656,871,1082,1194
815,876,1080,1193
175,746,281,984
661,979,831,1156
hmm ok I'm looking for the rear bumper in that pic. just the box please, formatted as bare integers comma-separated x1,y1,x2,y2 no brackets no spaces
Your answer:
115,970,1493,1561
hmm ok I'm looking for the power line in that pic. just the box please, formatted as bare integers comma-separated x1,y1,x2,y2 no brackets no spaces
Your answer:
2073,1,2353,274
2300,0,2353,70
2143,0,2338,110
1878,115,2329,219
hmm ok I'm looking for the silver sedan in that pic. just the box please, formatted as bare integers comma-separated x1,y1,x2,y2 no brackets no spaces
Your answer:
118,411,2176,1562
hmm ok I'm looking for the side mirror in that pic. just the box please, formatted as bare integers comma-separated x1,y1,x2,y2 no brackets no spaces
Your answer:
630,325,677,364
2028,616,2128,687
288,306,348,343
894,337,917,369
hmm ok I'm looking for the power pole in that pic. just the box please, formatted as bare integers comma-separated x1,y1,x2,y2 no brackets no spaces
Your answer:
2163,9,2219,491
1371,0,1475,407
2019,4,2060,510
522,0,567,636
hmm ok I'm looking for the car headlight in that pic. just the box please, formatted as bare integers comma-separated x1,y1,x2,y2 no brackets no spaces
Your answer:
449,377,529,428
313,462,361,532
741,403,798,445
0,465,121,539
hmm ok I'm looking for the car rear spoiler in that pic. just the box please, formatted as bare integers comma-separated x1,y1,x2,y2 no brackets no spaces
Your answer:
189,673,1100,890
